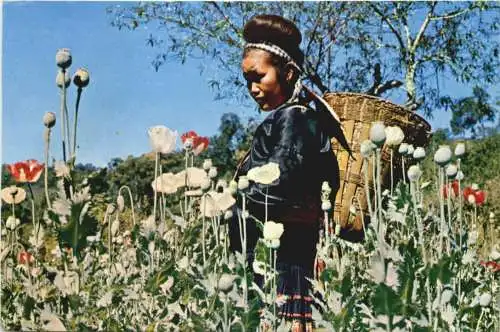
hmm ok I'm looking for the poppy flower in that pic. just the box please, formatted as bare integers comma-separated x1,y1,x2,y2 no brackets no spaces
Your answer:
1,186,27,205
442,180,459,199
18,251,34,265
7,160,44,183
463,186,486,206
181,130,209,155
148,125,177,154
480,260,500,273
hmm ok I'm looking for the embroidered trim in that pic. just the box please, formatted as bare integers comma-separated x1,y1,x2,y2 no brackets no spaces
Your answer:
277,293,313,302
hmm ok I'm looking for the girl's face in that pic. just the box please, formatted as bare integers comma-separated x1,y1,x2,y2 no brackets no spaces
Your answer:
241,49,287,111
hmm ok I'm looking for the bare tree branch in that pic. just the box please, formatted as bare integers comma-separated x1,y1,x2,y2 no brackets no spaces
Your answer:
369,3,406,51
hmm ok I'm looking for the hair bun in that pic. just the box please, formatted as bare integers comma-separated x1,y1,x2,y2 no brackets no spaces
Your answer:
243,14,304,67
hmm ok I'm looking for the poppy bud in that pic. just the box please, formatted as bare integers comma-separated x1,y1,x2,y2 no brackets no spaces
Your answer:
73,68,90,88
455,142,466,157
56,48,72,69
369,121,386,147
434,145,452,166
43,112,56,128
56,70,71,88
413,147,426,161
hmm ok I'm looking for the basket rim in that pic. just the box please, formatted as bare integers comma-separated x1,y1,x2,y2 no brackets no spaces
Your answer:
323,91,432,131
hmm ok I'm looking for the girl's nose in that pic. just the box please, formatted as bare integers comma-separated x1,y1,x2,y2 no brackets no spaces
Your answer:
250,82,260,96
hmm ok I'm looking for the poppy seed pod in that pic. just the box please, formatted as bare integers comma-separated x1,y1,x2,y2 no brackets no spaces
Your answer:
43,112,56,128
56,70,71,88
56,48,72,69
321,201,332,211
413,147,426,161
455,142,466,157
398,143,409,154
208,167,217,179
369,121,386,147
406,144,415,156
407,165,422,182
434,145,452,166
73,68,90,88
384,126,405,147
218,274,237,293
445,164,458,179
202,159,212,171
479,293,492,307
360,140,375,158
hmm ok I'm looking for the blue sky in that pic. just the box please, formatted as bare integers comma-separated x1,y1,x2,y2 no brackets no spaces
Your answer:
1,1,493,168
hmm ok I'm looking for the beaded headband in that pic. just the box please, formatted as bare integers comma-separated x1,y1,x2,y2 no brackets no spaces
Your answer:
245,42,302,71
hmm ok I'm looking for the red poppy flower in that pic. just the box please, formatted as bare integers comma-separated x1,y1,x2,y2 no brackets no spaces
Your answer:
463,186,487,206
480,260,500,273
193,136,209,155
442,180,459,199
7,160,44,183
463,186,474,201
181,130,198,144
181,131,209,155
18,251,34,264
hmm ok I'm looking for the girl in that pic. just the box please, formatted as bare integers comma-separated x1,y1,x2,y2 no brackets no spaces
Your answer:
229,14,352,332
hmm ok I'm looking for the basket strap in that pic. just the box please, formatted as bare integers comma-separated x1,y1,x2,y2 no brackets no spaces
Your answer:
302,85,355,160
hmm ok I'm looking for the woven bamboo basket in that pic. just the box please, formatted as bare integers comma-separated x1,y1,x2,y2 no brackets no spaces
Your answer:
323,92,432,232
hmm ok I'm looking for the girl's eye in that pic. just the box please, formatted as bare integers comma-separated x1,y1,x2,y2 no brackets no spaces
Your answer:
244,72,264,83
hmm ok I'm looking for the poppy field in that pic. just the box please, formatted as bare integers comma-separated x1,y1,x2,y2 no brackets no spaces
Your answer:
1,50,499,332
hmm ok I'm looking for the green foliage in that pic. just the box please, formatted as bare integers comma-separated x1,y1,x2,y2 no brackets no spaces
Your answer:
108,2,500,115
447,86,498,138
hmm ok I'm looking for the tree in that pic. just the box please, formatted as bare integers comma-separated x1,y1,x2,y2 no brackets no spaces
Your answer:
206,112,258,179
448,86,498,138
108,2,500,116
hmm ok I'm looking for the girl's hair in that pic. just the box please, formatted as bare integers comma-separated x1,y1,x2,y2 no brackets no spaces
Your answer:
242,14,305,69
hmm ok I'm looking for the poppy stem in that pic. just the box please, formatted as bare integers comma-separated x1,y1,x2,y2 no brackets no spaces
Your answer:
153,152,159,221
72,87,82,161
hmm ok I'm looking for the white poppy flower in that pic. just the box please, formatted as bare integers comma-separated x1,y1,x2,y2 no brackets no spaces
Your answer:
454,143,465,156
360,140,376,158
413,147,426,160
385,126,405,147
407,165,422,182
263,221,284,240
200,191,236,218
398,143,409,154
6,216,20,230
148,125,177,154
175,167,209,188
218,273,237,293
200,177,211,190
434,145,452,166
1,186,26,205
247,162,280,185
151,172,181,194
369,121,386,146
252,260,266,275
